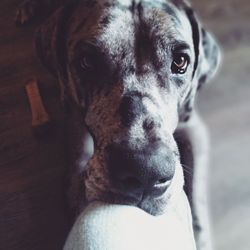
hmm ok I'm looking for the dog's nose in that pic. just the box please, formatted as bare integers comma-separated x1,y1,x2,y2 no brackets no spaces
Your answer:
106,144,176,198
119,94,146,127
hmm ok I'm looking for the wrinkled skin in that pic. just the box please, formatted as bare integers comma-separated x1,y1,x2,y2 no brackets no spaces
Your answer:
19,0,221,249
64,1,196,215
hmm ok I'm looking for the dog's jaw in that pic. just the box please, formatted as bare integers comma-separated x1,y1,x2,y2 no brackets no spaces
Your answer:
138,163,184,215
82,82,183,215
84,148,184,216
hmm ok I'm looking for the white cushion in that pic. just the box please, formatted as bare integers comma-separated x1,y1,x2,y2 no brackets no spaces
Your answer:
63,190,196,250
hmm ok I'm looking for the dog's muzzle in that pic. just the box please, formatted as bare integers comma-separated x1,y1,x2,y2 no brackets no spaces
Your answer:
106,142,176,201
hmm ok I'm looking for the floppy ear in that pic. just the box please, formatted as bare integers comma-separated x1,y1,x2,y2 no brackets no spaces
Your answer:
197,27,221,89
34,8,64,78
34,4,80,106
178,2,221,122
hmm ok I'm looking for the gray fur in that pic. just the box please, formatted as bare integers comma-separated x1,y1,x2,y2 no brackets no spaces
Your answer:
17,0,221,249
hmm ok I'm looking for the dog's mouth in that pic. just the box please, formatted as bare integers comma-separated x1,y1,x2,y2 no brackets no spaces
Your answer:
85,166,182,215
112,178,172,201
106,162,183,215
92,189,164,213
84,140,183,215
97,178,174,215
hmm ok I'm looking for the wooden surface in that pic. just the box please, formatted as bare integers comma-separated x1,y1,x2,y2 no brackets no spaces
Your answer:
0,1,70,249
0,1,249,250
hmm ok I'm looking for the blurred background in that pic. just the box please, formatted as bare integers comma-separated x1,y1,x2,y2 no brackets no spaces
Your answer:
0,0,249,250
192,1,250,250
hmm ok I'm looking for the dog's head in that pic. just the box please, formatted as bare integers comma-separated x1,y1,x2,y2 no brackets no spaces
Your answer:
35,0,220,215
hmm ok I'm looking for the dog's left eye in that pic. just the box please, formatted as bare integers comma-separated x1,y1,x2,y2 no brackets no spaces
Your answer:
171,54,189,74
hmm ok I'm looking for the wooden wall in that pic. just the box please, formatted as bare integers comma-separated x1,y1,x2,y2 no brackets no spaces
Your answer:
0,1,70,249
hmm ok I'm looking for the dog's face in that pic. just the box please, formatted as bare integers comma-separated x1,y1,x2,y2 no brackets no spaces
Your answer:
35,0,220,215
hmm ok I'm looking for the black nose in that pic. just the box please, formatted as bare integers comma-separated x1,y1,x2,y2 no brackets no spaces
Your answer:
119,94,146,127
106,143,176,199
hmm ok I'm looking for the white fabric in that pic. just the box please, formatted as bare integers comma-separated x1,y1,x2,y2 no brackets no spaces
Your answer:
63,190,196,250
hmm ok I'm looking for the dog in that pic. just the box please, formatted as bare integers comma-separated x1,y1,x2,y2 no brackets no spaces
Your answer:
16,0,221,249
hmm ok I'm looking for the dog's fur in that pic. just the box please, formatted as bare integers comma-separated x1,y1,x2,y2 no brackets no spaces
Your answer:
16,0,220,249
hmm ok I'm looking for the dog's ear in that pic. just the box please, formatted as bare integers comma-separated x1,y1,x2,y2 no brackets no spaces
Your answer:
177,2,221,122
34,7,66,78
185,8,221,90
197,28,221,89
172,1,221,87
34,4,80,106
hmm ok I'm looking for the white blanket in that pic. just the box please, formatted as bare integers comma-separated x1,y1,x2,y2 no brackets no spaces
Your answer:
63,190,196,250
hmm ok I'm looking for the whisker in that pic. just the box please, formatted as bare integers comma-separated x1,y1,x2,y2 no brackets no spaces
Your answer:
181,163,193,171
181,164,193,176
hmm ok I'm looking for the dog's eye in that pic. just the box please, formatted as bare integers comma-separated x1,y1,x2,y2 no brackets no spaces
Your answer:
171,54,189,74
80,56,93,70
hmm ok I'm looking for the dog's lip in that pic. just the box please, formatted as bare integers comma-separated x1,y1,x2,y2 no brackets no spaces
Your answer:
105,181,171,207
110,180,171,203
145,180,172,197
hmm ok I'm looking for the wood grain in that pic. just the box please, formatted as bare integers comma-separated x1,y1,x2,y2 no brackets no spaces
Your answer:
1,1,250,250
0,1,70,249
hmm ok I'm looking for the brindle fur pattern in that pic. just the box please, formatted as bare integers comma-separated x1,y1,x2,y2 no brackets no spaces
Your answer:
16,0,221,249
65,0,194,213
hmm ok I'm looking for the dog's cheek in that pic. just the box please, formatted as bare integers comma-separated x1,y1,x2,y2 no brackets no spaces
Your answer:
160,97,179,134
85,85,123,146
83,87,125,201
84,150,111,202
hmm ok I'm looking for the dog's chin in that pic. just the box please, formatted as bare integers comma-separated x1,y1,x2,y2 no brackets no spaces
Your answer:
87,179,182,216
85,163,184,216
88,191,169,216
138,192,171,216
95,187,173,216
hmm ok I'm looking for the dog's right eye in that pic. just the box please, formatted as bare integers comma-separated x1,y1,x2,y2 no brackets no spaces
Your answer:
79,56,94,71
171,53,190,74
74,43,112,79
76,43,101,72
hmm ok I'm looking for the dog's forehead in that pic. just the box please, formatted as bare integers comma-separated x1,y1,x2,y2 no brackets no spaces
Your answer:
67,0,193,56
